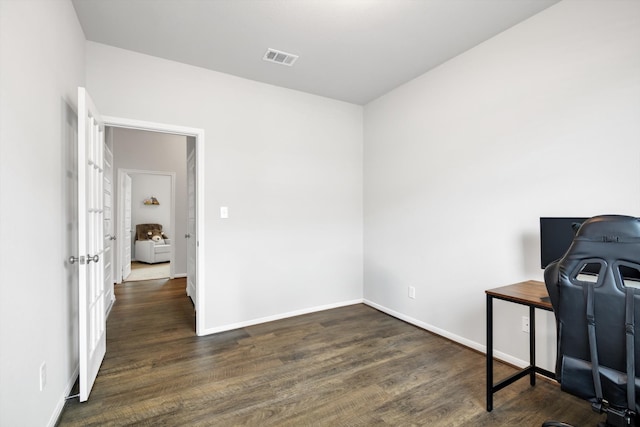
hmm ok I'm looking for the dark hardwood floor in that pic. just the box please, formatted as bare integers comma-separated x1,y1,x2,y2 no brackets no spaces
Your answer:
58,278,602,426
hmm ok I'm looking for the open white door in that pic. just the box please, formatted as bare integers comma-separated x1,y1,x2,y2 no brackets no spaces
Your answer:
77,87,106,402
122,174,132,280
186,146,197,305
103,137,115,314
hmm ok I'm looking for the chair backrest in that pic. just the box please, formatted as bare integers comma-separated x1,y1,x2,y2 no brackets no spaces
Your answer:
135,223,163,241
544,215,640,414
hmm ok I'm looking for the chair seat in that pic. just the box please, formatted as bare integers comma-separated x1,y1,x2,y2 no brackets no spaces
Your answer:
155,244,171,254
135,239,172,264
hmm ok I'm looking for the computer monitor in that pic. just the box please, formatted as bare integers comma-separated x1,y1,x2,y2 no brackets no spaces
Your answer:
540,217,587,269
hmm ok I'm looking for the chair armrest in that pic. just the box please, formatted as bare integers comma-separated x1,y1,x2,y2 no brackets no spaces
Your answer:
135,240,155,263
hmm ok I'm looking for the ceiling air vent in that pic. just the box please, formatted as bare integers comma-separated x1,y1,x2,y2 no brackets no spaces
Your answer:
263,48,298,66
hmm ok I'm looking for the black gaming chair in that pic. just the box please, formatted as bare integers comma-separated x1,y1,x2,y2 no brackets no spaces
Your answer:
543,215,640,427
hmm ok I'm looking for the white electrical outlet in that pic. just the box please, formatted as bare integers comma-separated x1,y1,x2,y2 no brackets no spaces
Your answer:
220,206,229,219
39,362,46,391
408,286,416,299
522,316,530,333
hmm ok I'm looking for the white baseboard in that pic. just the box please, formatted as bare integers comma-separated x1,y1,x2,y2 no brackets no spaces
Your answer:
363,299,528,369
105,295,115,318
186,281,195,298
198,299,364,336
173,273,187,278
49,365,79,427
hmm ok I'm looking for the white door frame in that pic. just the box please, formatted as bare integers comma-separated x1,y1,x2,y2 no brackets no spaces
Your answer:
119,172,133,282
104,115,206,336
116,169,177,280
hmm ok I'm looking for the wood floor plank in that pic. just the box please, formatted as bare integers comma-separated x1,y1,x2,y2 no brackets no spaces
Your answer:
57,278,603,426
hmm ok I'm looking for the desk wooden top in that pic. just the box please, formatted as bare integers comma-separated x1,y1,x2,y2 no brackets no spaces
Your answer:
485,280,553,310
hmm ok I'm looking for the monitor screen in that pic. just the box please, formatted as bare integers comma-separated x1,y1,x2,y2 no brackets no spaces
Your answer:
540,217,587,269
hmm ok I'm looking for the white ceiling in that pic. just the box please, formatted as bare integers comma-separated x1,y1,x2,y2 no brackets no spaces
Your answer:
72,0,560,105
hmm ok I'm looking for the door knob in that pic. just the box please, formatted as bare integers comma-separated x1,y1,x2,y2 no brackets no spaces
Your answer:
69,256,79,264
86,254,99,263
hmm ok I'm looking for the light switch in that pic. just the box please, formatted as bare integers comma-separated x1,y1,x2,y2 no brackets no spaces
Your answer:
220,206,229,219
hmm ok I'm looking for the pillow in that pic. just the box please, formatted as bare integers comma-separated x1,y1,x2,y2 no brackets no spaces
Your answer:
135,223,164,240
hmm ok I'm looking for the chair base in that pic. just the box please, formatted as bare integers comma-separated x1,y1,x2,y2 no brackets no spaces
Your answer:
599,410,636,427
543,408,637,427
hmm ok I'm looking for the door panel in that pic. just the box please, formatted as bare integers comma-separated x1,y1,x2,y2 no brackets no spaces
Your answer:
78,87,106,402
104,139,114,314
186,147,196,304
123,174,132,279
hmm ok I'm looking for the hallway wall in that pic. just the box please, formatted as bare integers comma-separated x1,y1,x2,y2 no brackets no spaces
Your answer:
0,1,86,426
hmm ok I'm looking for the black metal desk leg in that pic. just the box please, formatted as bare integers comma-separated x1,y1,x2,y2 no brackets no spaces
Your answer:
486,294,493,412
529,306,536,386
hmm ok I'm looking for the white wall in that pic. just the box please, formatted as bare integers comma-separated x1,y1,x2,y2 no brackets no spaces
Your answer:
0,1,86,426
112,128,187,272
86,42,364,333
363,0,640,369
131,174,172,245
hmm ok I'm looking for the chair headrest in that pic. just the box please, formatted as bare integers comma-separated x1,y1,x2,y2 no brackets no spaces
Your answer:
574,215,640,243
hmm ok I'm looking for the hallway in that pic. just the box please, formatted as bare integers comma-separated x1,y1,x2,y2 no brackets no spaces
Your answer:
125,261,171,282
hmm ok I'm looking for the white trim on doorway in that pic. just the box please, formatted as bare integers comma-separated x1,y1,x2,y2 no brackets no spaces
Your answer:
103,115,206,336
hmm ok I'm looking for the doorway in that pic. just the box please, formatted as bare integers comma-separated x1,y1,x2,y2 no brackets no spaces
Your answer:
103,116,205,335
119,169,176,282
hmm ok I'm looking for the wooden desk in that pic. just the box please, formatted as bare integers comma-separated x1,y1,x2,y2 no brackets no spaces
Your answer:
485,280,556,411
